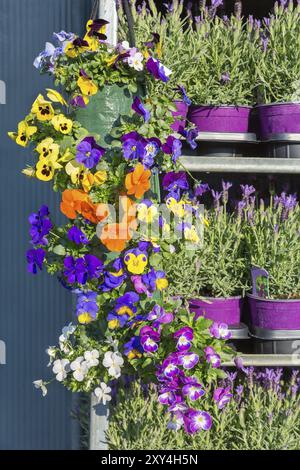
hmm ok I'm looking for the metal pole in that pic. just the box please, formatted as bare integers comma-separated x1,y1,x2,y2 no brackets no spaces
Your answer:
98,0,118,46
88,0,118,450
89,394,110,450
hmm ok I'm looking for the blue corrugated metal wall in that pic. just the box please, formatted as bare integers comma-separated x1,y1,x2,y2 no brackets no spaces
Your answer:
0,0,93,449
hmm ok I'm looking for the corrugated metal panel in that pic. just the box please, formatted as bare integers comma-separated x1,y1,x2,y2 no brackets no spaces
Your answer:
0,0,93,449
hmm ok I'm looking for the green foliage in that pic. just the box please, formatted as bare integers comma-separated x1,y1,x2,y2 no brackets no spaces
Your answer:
256,1,300,103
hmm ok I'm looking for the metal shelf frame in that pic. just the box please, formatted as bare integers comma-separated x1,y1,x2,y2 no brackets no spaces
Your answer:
180,156,300,174
223,354,300,367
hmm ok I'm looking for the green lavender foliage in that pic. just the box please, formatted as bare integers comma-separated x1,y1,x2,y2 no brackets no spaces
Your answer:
244,199,300,299
163,203,250,299
106,376,300,450
256,1,300,104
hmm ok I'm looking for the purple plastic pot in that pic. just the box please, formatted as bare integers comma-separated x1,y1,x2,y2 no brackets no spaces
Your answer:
187,105,252,133
257,102,300,140
171,100,189,132
189,296,242,325
247,294,300,330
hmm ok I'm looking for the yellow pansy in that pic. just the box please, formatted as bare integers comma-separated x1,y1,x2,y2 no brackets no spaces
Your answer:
78,312,94,324
166,197,185,218
46,88,67,106
83,33,99,52
64,39,88,58
156,277,168,291
81,170,107,193
51,114,73,134
36,137,59,159
124,251,148,275
137,202,158,223
8,120,37,147
128,350,142,360
31,94,54,121
65,160,85,185
184,225,200,244
86,19,107,35
77,75,98,97
36,155,62,182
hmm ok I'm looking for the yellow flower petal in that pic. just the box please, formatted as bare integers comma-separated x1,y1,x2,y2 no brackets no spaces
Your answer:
46,88,67,106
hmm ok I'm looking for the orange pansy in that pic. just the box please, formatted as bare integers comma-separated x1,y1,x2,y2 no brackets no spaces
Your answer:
100,223,132,252
125,163,151,200
60,189,89,219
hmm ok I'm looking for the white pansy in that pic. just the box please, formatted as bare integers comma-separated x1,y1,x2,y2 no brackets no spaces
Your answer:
102,351,124,379
120,40,130,52
84,350,99,367
94,382,112,405
128,52,144,71
52,359,70,382
46,346,56,366
33,380,48,397
61,322,76,339
70,357,89,382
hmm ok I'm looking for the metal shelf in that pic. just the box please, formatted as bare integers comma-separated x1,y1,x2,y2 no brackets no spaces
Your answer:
223,354,300,367
180,156,300,174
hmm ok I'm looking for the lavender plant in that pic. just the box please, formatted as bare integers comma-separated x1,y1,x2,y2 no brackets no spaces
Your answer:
243,190,300,299
163,182,250,299
256,1,300,104
106,368,300,450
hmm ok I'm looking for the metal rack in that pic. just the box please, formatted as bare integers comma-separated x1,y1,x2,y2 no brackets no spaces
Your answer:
223,354,300,367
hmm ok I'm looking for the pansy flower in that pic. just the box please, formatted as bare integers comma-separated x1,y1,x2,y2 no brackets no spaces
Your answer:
140,325,160,353
8,120,37,147
180,128,198,150
162,136,182,163
162,171,189,199
51,114,73,134
115,291,139,318
67,226,89,245
26,248,45,275
142,268,168,292
77,69,98,97
131,97,150,122
178,352,199,370
36,155,62,181
161,355,179,378
137,199,158,223
76,291,98,324
146,57,172,82
182,381,205,401
130,275,149,295
28,205,52,246
70,94,88,108
36,137,60,159
176,85,192,106
46,88,67,106
174,327,194,352
204,346,221,368
125,163,151,199
147,305,173,326
166,197,186,218
128,50,144,71
184,409,212,434
65,160,85,185
209,322,231,340
31,94,55,121
86,18,108,38
158,388,177,406
124,336,143,359
121,131,147,161
102,258,126,292
76,136,105,169
107,312,127,330
63,254,103,285
124,248,148,275
143,138,160,168
64,37,89,58
213,387,232,409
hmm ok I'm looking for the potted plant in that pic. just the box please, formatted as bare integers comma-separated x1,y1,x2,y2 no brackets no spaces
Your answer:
256,1,300,144
243,190,300,350
184,8,259,135
162,180,249,325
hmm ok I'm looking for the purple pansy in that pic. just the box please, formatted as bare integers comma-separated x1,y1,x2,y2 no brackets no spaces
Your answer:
102,259,126,292
75,290,98,322
124,336,143,358
184,409,212,434
205,346,221,368
140,325,160,353
131,97,150,122
213,387,232,409
162,355,180,378
67,226,89,245
146,57,172,82
26,248,45,274
178,352,199,370
180,128,198,150
194,183,210,197
76,137,105,169
28,205,52,246
121,131,147,161
130,275,149,295
64,254,103,285
176,85,191,106
174,327,194,352
70,95,86,108
147,305,174,326
115,291,139,316
182,381,205,401
162,136,182,163
209,322,231,340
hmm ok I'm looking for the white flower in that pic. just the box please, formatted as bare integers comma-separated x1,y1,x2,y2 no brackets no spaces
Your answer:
52,359,70,382
84,350,99,367
128,51,144,71
61,322,76,339
94,382,112,405
70,357,89,382
119,40,130,52
104,336,119,351
46,346,56,366
33,380,48,397
102,351,124,379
